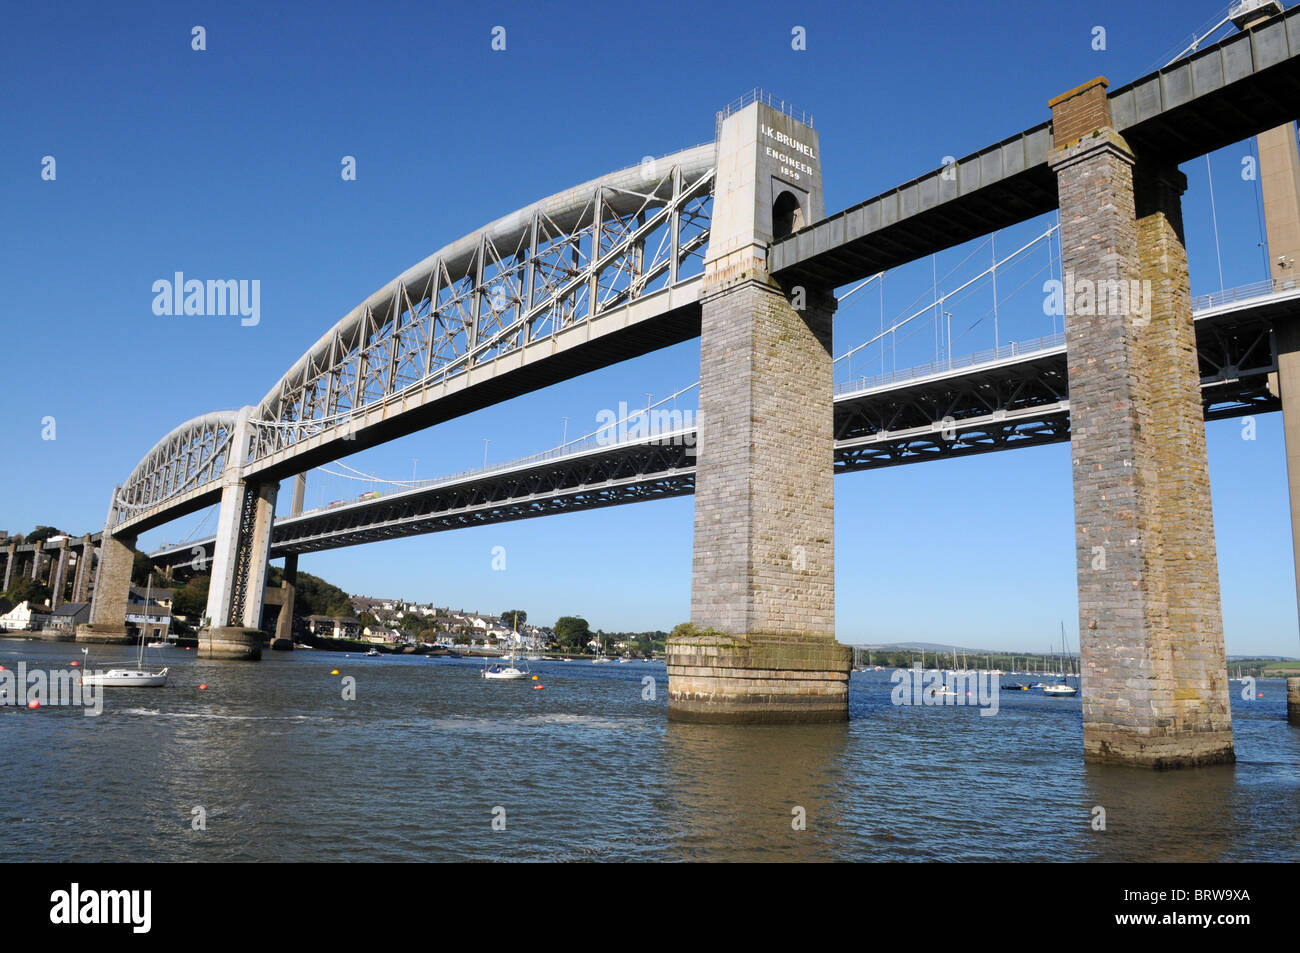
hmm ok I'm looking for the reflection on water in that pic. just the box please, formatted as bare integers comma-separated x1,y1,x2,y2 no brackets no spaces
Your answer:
1,638,1296,861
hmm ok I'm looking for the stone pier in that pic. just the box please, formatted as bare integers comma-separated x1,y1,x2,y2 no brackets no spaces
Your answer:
1049,77,1234,767
50,542,70,610
198,407,277,660
72,536,95,604
666,99,851,723
2,542,15,592
76,488,137,644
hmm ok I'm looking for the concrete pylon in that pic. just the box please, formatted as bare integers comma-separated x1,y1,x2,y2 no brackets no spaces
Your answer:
666,98,851,723
76,488,137,645
198,407,276,660
270,473,306,650
1049,77,1234,767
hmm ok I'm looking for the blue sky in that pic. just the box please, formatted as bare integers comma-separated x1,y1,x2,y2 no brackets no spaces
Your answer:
3,0,1297,656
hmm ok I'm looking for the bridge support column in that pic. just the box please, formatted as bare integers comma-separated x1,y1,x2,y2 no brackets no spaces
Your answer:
198,407,275,660
667,99,850,723
50,543,70,610
2,542,15,592
72,537,95,604
1050,77,1234,767
77,488,137,644
270,473,306,651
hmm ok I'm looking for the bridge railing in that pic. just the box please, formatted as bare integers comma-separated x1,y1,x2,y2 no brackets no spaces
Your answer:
1190,278,1292,312
717,88,813,127
834,332,1067,396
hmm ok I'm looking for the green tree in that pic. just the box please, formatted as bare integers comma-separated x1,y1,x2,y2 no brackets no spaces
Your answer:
130,550,159,587
172,574,210,619
500,609,527,629
26,526,64,545
553,615,591,650
5,577,51,607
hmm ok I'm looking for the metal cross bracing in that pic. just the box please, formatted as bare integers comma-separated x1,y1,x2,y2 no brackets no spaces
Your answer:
248,150,715,459
113,146,716,534
116,412,238,514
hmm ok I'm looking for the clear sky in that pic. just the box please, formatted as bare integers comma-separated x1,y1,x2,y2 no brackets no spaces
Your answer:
3,0,1297,656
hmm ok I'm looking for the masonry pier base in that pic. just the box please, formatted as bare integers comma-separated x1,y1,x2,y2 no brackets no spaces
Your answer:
197,627,264,661
666,632,851,724
73,624,133,645
1289,678,1300,726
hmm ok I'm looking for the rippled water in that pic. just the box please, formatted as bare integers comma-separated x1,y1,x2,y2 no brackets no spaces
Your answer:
2,637,1297,861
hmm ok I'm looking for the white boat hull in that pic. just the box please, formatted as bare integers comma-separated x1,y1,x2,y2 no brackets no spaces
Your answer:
81,668,169,688
483,668,529,680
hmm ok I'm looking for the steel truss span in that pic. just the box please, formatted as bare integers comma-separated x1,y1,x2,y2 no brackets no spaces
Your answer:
113,145,716,534
117,412,238,516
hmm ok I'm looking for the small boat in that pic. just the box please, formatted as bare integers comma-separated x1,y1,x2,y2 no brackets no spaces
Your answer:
1041,622,1079,696
365,648,381,657
1042,682,1078,696
147,641,169,649
79,576,169,688
482,663,529,680
483,618,530,680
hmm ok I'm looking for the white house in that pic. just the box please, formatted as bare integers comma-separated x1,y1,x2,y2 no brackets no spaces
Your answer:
0,600,53,632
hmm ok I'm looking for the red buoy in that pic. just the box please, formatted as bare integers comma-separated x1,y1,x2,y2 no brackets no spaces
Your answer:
27,700,40,709
199,684,208,690
534,684,545,690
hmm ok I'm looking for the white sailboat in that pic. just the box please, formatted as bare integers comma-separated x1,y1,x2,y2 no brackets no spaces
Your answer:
1042,622,1078,696
80,576,169,688
483,615,529,680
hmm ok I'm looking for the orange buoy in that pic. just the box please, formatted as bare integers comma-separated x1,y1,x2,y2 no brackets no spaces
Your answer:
330,669,340,675
531,675,539,681
1258,692,1264,698
199,684,208,690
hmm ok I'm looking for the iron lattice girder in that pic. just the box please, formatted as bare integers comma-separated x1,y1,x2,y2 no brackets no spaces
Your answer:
117,412,237,515
251,154,715,461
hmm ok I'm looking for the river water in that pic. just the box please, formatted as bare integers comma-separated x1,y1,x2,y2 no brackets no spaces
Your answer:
2,637,1297,862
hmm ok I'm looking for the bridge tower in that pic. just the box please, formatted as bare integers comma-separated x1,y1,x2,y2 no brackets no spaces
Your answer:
1049,78,1235,766
196,407,278,660
666,96,852,722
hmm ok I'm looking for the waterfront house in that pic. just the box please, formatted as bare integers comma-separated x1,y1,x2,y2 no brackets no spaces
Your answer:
49,602,91,633
0,600,52,632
